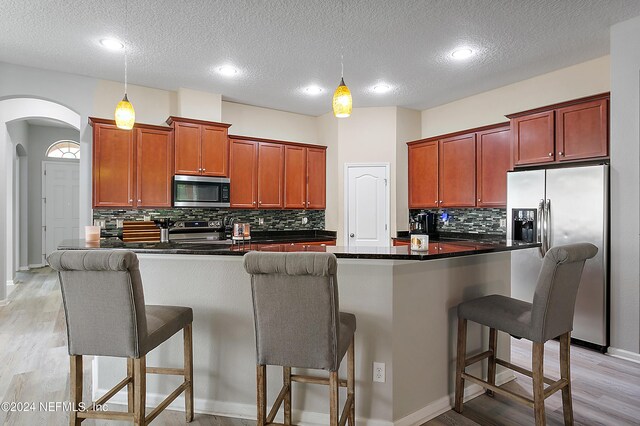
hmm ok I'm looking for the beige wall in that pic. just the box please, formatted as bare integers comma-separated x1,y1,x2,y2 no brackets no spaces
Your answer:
93,80,178,126
221,101,318,144
421,55,611,138
177,88,222,122
395,108,422,232
316,111,339,231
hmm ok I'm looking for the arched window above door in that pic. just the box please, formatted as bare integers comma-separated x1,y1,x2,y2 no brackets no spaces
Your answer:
46,140,80,159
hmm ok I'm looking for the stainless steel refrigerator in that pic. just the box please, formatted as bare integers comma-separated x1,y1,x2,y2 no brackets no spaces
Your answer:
507,164,608,350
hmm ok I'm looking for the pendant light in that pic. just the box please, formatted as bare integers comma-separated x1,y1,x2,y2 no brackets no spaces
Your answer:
114,0,135,129
332,0,352,118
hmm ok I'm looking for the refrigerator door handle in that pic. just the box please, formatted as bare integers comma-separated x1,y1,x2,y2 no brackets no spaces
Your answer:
544,199,551,254
538,199,545,257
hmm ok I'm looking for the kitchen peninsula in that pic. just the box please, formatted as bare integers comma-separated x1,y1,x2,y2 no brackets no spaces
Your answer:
58,238,538,425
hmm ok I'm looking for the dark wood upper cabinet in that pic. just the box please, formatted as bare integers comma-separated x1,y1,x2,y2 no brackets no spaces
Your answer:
512,111,555,166
257,142,285,208
476,126,511,207
439,133,476,207
508,93,609,167
91,117,172,209
408,141,439,209
136,127,173,208
556,99,608,161
306,147,326,209
229,138,258,208
173,121,201,175
201,125,229,176
284,145,307,209
92,122,135,208
168,116,230,177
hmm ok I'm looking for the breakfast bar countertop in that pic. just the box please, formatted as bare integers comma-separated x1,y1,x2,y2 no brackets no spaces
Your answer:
57,238,539,261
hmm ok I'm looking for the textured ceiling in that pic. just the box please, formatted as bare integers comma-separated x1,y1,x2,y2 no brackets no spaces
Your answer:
1,0,638,116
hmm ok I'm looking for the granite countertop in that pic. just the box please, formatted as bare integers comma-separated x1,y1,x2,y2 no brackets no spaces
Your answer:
394,231,509,244
58,238,539,261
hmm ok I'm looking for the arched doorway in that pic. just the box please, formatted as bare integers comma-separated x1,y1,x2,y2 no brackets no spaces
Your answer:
0,98,81,304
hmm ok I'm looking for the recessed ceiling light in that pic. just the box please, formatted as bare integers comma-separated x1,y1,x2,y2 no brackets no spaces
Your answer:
100,38,124,50
216,65,239,77
451,48,475,60
372,84,392,94
303,85,323,95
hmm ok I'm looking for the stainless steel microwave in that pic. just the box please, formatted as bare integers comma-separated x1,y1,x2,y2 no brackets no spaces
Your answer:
173,175,230,208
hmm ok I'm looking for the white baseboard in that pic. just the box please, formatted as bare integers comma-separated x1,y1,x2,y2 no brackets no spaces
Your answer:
6,280,15,296
18,266,30,271
97,387,392,426
97,371,515,426
607,347,640,364
393,370,515,426
28,263,46,269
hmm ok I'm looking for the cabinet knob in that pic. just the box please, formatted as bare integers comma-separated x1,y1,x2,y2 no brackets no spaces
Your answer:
435,200,438,203
202,168,206,172
478,198,481,202
350,233,355,238
548,152,553,157
439,200,443,203
129,199,133,203
558,151,564,156
138,199,141,203
252,201,256,205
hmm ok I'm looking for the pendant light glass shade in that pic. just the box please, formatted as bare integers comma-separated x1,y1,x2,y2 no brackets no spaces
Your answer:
115,93,135,130
332,78,352,118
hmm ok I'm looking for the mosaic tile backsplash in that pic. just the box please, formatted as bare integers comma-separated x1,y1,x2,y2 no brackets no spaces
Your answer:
94,208,325,233
410,208,507,235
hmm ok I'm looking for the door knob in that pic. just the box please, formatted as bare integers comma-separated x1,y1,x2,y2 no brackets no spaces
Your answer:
350,233,355,238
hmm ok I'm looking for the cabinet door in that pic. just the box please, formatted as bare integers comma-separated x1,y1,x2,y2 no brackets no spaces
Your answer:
476,126,511,207
136,128,173,208
174,121,201,175
408,141,439,208
439,134,476,207
284,145,307,209
512,111,555,165
93,124,135,208
229,139,258,208
306,147,326,209
257,142,285,208
556,99,608,161
201,125,229,176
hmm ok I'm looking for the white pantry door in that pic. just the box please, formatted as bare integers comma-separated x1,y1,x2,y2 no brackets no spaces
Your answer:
43,161,80,259
346,164,389,247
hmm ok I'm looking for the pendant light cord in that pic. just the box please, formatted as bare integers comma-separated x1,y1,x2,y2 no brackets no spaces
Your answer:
340,0,344,78
124,0,128,94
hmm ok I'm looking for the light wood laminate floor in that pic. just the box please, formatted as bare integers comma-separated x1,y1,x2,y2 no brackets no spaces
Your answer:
1,268,639,425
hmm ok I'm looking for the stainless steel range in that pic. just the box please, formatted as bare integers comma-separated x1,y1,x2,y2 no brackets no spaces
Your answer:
169,220,230,244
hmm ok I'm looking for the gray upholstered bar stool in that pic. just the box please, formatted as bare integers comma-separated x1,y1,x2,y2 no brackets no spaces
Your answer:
48,250,194,426
454,243,597,426
243,252,356,426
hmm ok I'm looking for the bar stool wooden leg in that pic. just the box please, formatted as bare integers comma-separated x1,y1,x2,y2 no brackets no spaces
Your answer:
257,365,267,426
486,327,498,397
283,367,292,425
329,371,339,426
69,355,83,426
532,342,546,426
127,358,134,413
560,332,574,425
133,356,146,426
184,323,194,422
347,337,355,426
454,318,467,413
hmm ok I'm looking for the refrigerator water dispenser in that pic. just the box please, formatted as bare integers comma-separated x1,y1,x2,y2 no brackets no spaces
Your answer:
511,208,537,243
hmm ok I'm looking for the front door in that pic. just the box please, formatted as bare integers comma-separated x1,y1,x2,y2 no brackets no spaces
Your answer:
346,164,389,247
43,161,79,260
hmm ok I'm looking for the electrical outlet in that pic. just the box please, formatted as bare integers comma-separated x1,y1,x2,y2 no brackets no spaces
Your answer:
373,362,385,383
301,217,308,225
258,218,264,225
500,218,507,227
116,219,124,228
143,215,151,222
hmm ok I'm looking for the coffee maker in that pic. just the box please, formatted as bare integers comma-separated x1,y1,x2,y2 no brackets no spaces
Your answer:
410,212,437,236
